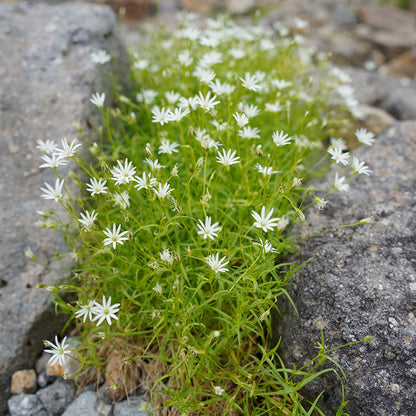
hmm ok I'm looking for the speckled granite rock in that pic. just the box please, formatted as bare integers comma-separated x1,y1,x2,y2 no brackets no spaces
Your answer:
61,390,112,416
275,121,416,415
0,2,130,414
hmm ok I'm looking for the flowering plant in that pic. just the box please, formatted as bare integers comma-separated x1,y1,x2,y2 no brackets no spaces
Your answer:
34,13,373,416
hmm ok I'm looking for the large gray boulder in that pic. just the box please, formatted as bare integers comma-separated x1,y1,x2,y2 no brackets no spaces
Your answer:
275,121,416,415
0,2,130,413
345,67,416,120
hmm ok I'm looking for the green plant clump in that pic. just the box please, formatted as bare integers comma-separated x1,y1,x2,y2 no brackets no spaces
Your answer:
33,13,374,416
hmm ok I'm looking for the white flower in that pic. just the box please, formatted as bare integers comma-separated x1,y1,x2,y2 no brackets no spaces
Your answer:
178,50,193,67
136,89,157,104
211,120,228,131
44,336,72,367
239,72,262,92
133,59,149,70
333,173,350,192
103,223,129,249
194,91,220,112
78,210,98,230
255,163,280,176
91,49,111,64
260,38,275,51
197,69,216,84
208,79,235,95
272,130,292,146
113,191,130,209
144,158,165,170
276,217,290,231
158,139,180,155
55,138,82,158
153,283,163,295
151,309,161,319
196,216,221,240
271,78,292,89
233,112,249,128
111,159,136,185
241,103,260,118
253,237,278,253
315,197,328,210
199,50,222,66
90,92,105,108
134,172,157,190
86,177,107,196
36,139,58,154
355,128,375,146
229,48,245,59
292,177,302,188
265,101,282,112
238,126,260,139
197,134,221,150
40,178,64,202
39,153,68,169
252,206,280,232
205,253,229,273
153,182,174,198
167,107,190,122
328,147,350,166
213,386,225,396
24,246,36,259
216,149,240,166
165,90,182,104
91,295,120,326
330,137,347,151
352,157,371,175
151,106,171,125
75,300,96,322
159,248,176,265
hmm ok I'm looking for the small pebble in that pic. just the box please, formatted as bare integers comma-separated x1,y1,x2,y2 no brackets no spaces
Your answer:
11,370,37,395
7,393,48,416
36,378,76,416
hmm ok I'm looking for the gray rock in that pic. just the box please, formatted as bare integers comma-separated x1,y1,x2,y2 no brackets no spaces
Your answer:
0,2,130,414
275,121,416,415
381,81,416,120
345,67,416,120
355,104,396,135
113,396,152,416
61,390,112,416
37,371,56,390
37,378,76,415
7,393,48,416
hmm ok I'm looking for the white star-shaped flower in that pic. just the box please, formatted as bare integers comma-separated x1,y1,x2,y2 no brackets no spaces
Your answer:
251,206,280,232
44,336,72,367
103,223,129,249
91,295,120,326
40,178,64,202
196,216,222,240
205,253,229,273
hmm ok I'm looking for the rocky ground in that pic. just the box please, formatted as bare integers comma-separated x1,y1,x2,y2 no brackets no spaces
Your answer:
2,0,416,415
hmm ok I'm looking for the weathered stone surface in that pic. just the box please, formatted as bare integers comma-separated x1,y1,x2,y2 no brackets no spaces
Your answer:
113,396,151,416
385,47,416,79
0,2,130,414
10,370,37,395
275,121,416,415
345,67,416,120
356,4,416,32
7,393,48,416
381,80,416,120
61,390,112,416
226,0,256,15
36,378,76,416
355,104,396,135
